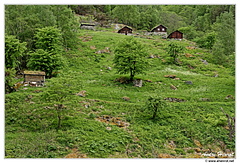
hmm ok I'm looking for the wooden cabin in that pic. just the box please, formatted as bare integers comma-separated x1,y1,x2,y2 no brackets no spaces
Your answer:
145,24,167,38
24,71,46,83
118,26,132,35
167,30,183,39
151,25,167,32
80,23,95,30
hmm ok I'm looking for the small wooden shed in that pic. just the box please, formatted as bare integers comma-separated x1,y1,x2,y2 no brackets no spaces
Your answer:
151,25,167,32
80,23,95,30
24,71,46,83
118,26,132,35
167,30,183,39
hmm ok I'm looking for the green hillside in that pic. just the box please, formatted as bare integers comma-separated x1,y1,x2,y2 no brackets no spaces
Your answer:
5,29,235,158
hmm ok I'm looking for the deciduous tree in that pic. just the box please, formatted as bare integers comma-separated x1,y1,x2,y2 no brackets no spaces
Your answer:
114,37,149,81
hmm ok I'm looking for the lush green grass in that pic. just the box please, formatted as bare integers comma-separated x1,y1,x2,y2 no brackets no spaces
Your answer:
5,29,235,158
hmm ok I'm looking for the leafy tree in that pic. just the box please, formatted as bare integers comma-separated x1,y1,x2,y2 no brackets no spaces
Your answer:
42,78,70,130
194,32,216,49
114,37,149,81
42,76,81,131
5,68,17,93
50,5,79,49
210,11,235,66
5,5,79,51
112,5,140,28
5,5,56,49
27,26,63,77
193,13,211,32
27,49,62,77
212,11,235,57
167,41,184,64
158,10,186,33
34,26,63,53
137,5,161,30
178,26,201,40
144,95,168,119
5,35,27,70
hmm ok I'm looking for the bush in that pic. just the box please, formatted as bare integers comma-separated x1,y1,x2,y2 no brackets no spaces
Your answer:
144,95,168,119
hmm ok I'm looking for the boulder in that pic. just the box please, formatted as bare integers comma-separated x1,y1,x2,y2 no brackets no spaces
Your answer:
170,84,177,90
133,79,142,87
164,75,176,79
185,81,193,85
200,59,208,65
90,45,96,49
185,53,195,58
164,97,185,102
107,66,112,70
122,96,130,101
76,90,87,97
200,98,210,101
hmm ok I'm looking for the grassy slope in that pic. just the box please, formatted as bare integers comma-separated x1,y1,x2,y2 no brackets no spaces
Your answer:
5,29,235,158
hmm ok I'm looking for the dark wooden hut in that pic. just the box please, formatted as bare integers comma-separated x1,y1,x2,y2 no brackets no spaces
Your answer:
167,30,183,39
118,26,132,35
151,25,167,32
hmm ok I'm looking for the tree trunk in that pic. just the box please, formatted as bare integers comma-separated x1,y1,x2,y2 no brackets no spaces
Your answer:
57,114,61,131
152,107,158,119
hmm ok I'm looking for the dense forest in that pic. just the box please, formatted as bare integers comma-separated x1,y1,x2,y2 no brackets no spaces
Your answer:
5,5,235,159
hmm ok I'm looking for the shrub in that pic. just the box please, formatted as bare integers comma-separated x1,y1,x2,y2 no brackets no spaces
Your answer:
144,95,168,119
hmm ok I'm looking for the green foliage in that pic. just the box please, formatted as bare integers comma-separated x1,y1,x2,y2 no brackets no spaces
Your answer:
178,26,200,40
159,10,186,33
41,76,82,130
42,76,81,103
114,37,150,81
50,5,79,49
194,32,216,49
144,95,168,119
112,5,140,28
27,27,63,77
5,35,27,70
167,41,184,64
34,26,63,53
5,68,17,93
27,49,62,77
4,8,235,158
5,5,78,50
137,6,161,30
212,11,235,65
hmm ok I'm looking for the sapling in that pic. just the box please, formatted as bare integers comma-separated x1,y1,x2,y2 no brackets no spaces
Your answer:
144,95,168,119
167,41,184,64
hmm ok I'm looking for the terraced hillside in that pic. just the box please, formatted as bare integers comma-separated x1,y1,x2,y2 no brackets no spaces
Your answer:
5,29,235,158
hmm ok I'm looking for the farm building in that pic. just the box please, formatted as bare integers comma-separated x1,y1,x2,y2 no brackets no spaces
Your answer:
24,71,46,84
151,24,167,33
80,23,96,30
167,30,183,39
118,26,133,35
145,24,167,38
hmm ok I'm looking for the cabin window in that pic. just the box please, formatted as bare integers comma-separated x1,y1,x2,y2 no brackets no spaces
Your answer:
157,28,160,31
162,28,165,31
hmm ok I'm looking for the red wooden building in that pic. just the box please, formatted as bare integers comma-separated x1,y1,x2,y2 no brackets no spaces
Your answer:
118,26,132,35
151,25,167,32
167,30,183,39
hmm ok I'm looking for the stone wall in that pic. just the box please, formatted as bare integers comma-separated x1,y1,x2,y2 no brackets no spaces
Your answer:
145,32,167,38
